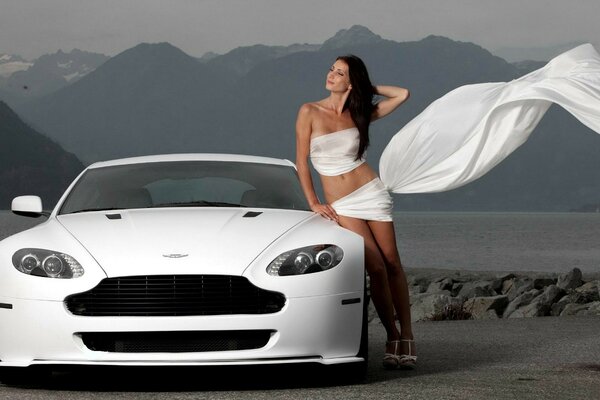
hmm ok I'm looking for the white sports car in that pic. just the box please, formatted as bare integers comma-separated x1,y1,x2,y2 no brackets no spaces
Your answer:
0,153,367,379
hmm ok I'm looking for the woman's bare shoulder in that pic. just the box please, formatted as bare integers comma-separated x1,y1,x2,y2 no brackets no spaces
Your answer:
298,101,323,115
297,102,320,128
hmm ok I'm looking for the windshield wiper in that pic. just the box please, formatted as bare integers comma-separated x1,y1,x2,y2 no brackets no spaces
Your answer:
148,201,247,208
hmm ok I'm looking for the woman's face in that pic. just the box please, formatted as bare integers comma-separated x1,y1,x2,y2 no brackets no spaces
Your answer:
325,60,351,93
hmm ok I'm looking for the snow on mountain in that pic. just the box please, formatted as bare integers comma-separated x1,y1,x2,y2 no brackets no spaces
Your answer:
0,49,109,105
30,49,108,83
0,54,33,78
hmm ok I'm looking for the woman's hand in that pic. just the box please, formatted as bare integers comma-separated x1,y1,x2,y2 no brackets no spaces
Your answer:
311,203,339,223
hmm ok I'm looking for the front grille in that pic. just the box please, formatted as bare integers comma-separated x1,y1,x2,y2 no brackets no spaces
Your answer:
79,330,274,353
65,275,286,316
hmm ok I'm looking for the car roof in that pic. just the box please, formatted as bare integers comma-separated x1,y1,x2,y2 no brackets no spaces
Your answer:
87,153,296,169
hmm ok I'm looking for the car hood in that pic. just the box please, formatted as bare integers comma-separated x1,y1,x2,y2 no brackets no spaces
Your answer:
57,208,313,277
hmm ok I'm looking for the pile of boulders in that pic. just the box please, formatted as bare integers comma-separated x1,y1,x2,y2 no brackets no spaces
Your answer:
367,267,600,323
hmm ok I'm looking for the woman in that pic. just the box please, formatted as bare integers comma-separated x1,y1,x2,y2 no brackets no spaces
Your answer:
295,54,415,370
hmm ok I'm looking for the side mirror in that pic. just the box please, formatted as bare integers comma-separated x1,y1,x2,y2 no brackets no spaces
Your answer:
11,196,50,218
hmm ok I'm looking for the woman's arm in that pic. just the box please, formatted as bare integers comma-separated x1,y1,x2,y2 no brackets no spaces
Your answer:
295,104,339,221
372,85,410,121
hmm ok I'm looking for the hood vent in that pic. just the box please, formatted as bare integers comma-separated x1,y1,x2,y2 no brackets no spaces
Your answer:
243,211,262,218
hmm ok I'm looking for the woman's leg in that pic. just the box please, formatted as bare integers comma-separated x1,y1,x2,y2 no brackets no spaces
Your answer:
367,220,415,354
337,215,400,343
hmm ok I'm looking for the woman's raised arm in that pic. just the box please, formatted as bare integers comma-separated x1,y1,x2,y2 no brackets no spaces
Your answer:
372,85,410,121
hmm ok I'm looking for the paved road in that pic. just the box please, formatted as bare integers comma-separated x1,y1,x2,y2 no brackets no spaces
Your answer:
1,316,599,399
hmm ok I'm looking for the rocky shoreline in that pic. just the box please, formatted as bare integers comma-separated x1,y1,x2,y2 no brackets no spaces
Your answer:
368,267,600,323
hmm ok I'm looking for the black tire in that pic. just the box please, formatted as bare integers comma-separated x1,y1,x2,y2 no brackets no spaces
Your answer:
0,366,51,386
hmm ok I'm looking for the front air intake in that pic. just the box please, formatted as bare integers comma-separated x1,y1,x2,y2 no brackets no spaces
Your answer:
65,275,286,316
79,330,275,353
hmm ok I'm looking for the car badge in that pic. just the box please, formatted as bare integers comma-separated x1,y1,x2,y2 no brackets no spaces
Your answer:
162,253,189,258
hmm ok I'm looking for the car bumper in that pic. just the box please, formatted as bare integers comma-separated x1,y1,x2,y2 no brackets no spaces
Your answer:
0,292,364,367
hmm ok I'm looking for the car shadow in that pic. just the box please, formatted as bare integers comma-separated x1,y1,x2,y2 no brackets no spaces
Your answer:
1,363,368,391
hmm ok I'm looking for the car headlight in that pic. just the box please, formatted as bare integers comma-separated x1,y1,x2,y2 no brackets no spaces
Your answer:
12,248,84,279
266,244,343,276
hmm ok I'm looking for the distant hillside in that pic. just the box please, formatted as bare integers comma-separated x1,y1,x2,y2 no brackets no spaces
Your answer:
0,49,108,107
14,25,600,211
0,101,84,209
202,43,320,77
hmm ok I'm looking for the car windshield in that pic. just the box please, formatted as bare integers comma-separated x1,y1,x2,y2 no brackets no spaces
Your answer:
58,160,310,215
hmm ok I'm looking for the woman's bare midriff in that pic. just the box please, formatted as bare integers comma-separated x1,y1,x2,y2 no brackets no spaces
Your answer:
320,162,379,204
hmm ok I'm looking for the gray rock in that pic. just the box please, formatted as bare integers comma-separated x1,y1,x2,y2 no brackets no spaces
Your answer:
533,278,557,290
458,280,497,299
574,280,600,302
556,267,583,290
493,274,516,293
509,285,564,318
551,295,571,316
498,273,517,281
481,309,500,319
508,301,547,318
464,295,509,319
409,293,464,322
451,283,464,296
450,274,474,283
501,278,516,295
503,289,542,318
408,283,426,296
490,278,504,293
560,303,590,316
551,290,593,316
588,301,600,315
407,275,429,296
560,301,600,316
407,275,431,289
537,285,565,308
426,277,453,293
503,278,535,302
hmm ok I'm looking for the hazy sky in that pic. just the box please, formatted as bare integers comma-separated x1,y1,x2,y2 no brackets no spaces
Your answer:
2,0,599,59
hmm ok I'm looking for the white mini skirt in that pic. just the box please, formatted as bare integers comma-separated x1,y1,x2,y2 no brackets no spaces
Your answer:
331,178,393,222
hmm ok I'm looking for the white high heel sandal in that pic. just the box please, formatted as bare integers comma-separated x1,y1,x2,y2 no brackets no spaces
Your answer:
382,339,417,370
398,339,417,369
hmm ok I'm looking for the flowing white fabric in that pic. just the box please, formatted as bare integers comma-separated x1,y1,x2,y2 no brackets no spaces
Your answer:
379,43,600,193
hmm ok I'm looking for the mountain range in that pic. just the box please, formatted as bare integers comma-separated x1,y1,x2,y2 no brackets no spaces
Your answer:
2,25,599,211
0,49,108,107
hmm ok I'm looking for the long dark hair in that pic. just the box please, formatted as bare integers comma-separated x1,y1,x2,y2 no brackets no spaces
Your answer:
336,55,376,160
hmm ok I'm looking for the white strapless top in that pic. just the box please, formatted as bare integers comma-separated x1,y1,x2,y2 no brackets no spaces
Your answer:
310,127,365,176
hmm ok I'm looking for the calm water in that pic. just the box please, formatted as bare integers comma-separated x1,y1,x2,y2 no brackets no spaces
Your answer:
1,210,599,273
